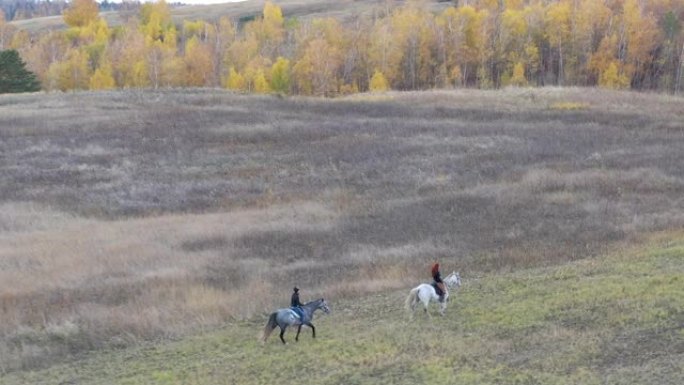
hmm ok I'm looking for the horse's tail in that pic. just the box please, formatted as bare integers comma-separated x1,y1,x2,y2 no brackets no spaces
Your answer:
261,312,277,342
405,287,419,312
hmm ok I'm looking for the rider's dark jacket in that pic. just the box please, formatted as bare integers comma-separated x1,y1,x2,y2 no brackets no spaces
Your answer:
433,270,443,283
291,291,302,308
433,270,444,296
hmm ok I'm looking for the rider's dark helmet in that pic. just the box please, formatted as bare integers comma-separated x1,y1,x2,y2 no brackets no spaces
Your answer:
293,287,299,292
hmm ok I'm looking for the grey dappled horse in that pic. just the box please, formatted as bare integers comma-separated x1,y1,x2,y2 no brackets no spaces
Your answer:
261,298,331,344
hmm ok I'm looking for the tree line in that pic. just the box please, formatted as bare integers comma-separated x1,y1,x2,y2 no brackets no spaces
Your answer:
0,0,144,21
1,0,683,95
1,0,68,21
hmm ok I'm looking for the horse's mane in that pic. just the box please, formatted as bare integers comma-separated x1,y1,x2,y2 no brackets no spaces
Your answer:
303,298,324,306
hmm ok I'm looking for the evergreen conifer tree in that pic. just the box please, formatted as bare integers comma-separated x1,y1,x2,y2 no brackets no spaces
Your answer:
0,49,41,93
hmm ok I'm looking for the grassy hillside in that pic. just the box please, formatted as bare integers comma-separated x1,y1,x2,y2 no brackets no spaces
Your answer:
9,0,449,33
2,232,682,385
1,87,683,376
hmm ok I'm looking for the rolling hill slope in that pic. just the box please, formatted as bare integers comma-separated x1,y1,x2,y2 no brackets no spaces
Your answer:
9,0,450,33
3,232,682,384
1,87,683,382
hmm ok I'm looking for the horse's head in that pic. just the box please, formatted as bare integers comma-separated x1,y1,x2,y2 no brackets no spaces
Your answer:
445,271,461,289
318,298,331,314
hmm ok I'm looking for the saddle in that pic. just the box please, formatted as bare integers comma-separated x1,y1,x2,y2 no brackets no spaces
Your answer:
431,282,444,296
432,282,446,303
290,306,304,321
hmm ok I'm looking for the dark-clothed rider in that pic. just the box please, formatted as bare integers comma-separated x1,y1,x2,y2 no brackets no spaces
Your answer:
290,286,305,321
291,287,302,308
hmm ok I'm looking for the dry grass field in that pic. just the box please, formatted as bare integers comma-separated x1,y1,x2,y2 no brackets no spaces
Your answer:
0,87,683,380
2,231,683,384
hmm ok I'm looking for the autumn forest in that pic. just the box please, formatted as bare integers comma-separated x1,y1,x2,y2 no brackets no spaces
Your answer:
1,0,684,95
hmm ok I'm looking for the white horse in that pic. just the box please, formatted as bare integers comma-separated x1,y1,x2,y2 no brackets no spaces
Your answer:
405,281,449,318
404,272,462,318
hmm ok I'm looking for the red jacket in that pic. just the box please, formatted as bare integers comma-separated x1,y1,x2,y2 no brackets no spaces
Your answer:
431,263,440,278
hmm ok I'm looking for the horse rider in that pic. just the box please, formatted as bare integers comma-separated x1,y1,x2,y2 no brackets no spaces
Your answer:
291,286,302,307
432,262,446,303
290,286,304,320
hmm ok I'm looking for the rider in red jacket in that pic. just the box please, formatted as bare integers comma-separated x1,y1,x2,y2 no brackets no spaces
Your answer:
432,262,446,302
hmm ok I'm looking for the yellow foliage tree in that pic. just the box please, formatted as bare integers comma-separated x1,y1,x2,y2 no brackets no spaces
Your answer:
145,20,178,88
227,35,259,73
263,1,284,44
140,0,175,56
509,62,527,86
384,5,437,89
162,56,184,87
437,5,487,88
588,34,617,85
110,24,150,88
574,0,611,66
213,17,237,82
449,65,462,87
140,0,171,33
217,17,236,47
183,20,206,40
500,8,528,79
293,37,341,96
225,67,246,90
89,59,116,89
184,36,214,86
545,1,572,85
80,17,110,45
369,69,389,92
63,0,100,28
599,61,629,89
241,1,284,59
130,60,149,87
620,0,659,85
253,68,270,93
46,48,90,91
8,0,683,93
9,29,29,51
269,56,290,93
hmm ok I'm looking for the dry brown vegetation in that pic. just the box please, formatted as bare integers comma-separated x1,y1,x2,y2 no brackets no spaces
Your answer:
1,87,683,372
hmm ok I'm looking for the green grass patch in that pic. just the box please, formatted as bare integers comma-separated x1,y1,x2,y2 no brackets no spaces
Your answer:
3,235,683,384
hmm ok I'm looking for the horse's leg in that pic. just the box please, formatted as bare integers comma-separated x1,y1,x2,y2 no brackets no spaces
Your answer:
307,322,316,338
413,293,421,320
279,326,287,344
295,324,302,341
423,297,432,319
